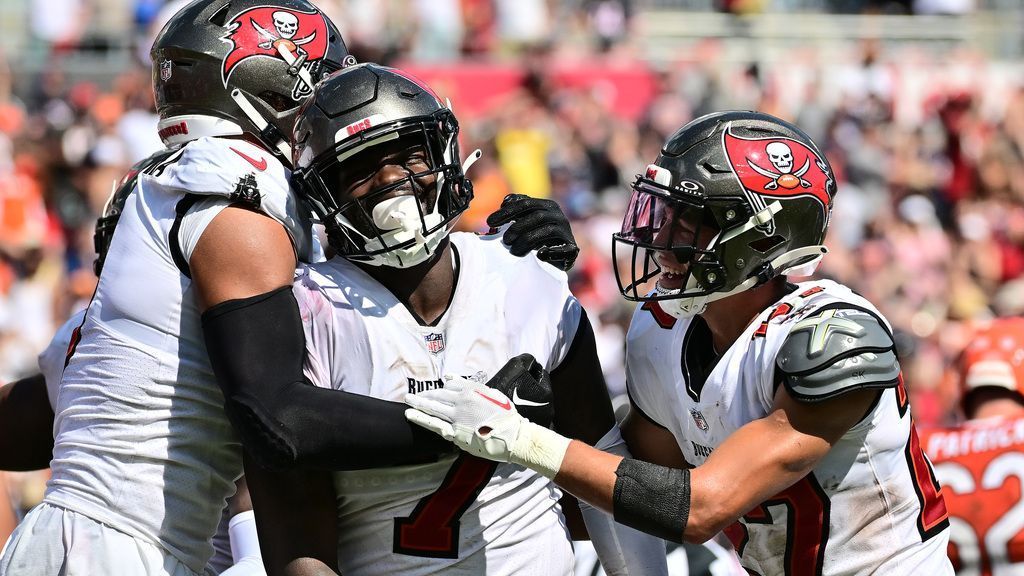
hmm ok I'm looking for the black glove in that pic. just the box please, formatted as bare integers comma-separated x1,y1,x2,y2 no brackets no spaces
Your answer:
486,194,579,272
486,353,554,429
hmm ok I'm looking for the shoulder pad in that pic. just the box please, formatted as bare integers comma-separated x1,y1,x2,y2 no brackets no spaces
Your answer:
776,307,900,402
147,137,287,206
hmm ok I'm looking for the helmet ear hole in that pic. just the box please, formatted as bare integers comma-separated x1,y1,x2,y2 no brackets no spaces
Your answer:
258,91,296,113
749,234,785,255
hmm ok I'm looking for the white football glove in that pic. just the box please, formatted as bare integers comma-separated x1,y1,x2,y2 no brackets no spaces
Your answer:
405,376,571,478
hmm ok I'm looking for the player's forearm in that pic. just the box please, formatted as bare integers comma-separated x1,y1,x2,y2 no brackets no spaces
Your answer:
575,425,670,575
0,374,54,471
204,286,451,470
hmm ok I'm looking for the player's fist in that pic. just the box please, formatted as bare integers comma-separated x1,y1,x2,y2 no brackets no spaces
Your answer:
485,354,554,429
486,194,579,272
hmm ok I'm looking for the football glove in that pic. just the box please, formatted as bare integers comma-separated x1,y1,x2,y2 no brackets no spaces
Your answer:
405,375,570,478
484,353,554,429
487,194,579,272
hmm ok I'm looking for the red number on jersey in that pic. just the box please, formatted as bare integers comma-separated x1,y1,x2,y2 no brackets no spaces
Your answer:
906,422,950,540
925,418,1024,575
393,454,498,558
723,474,830,576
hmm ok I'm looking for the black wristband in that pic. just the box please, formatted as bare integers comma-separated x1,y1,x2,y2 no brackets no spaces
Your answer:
612,458,690,542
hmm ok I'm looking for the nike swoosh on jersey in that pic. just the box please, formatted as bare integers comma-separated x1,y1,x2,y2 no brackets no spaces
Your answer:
512,388,549,407
230,147,268,171
474,390,511,411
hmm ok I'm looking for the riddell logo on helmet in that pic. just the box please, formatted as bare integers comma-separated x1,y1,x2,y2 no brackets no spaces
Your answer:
220,6,329,100
158,121,189,140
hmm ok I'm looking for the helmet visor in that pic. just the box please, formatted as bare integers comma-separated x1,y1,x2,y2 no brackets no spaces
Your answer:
613,174,719,302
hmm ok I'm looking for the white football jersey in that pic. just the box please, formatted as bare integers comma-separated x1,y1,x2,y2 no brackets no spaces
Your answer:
626,280,953,576
45,137,313,573
293,232,581,575
36,308,234,575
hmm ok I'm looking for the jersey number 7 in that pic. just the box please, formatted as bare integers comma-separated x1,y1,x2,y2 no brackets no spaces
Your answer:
393,454,499,558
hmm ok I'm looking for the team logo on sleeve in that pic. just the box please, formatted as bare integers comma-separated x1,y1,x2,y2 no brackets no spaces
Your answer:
221,6,329,100
722,125,833,215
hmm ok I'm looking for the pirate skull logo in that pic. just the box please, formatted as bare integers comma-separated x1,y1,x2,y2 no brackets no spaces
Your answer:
272,11,298,38
749,141,812,190
766,142,794,173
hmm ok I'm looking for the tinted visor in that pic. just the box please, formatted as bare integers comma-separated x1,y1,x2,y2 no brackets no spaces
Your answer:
612,174,719,302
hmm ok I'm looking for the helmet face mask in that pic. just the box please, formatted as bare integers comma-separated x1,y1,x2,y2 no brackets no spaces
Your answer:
613,112,836,318
293,64,474,269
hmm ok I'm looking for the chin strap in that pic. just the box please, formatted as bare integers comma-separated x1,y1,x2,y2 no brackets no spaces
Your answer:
662,244,828,319
230,89,292,161
462,149,482,173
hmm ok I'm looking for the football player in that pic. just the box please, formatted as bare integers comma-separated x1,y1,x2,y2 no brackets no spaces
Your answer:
0,158,268,576
406,111,956,575
1,2,578,573
922,318,1024,575
238,63,668,575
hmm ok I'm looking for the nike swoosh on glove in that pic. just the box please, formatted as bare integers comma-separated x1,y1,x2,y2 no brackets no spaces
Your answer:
405,376,571,478
485,353,554,429
486,194,579,272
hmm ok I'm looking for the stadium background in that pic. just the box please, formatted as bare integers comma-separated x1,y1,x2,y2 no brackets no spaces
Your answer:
0,0,1022,525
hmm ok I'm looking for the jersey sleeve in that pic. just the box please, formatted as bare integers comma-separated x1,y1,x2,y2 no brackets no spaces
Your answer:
775,306,901,402
149,137,317,263
501,246,581,372
623,307,674,430
291,267,335,390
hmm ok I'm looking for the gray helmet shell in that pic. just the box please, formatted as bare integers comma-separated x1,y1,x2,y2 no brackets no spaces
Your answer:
292,63,473,268
614,111,837,318
151,0,352,162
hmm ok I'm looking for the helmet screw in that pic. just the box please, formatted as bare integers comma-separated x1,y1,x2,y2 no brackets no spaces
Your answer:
736,258,745,268
706,272,717,283
725,209,737,220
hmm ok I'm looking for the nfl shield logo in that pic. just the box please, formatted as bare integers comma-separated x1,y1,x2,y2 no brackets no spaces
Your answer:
690,409,709,432
160,59,173,81
424,333,445,355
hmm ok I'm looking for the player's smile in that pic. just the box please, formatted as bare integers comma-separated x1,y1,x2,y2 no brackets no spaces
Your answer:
654,251,687,291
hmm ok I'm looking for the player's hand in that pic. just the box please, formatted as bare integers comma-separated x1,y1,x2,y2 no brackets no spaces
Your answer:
486,194,579,272
405,374,572,478
405,376,525,463
484,353,554,429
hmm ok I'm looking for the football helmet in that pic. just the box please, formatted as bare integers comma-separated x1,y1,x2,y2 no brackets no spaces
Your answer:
151,0,352,163
959,318,1024,410
613,111,837,318
292,63,478,268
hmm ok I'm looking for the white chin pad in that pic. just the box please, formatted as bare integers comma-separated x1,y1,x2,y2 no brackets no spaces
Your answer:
371,195,422,231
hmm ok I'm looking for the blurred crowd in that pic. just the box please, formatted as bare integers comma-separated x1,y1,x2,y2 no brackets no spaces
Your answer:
0,0,1022,512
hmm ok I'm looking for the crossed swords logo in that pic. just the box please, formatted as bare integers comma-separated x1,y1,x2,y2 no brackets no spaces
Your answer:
250,11,317,96
747,141,813,191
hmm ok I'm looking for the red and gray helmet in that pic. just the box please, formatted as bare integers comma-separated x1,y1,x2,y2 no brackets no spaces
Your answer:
614,111,837,318
151,0,353,164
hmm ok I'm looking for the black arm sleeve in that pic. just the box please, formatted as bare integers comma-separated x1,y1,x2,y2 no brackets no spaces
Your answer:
202,286,452,470
0,374,54,471
550,309,616,445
